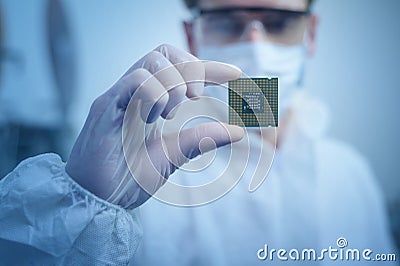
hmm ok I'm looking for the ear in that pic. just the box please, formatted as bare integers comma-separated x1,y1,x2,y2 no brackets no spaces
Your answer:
183,21,197,56
306,14,319,57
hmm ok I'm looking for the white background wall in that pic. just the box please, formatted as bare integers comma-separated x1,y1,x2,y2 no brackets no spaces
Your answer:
64,0,400,202
304,0,400,203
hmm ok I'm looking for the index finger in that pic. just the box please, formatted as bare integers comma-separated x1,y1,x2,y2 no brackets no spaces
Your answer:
204,61,242,85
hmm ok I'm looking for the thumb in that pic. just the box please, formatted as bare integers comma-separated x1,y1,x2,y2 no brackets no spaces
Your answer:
164,122,244,168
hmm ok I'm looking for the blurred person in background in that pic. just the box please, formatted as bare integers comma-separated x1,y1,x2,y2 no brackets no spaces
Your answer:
0,0,398,265
134,0,398,265
0,0,76,178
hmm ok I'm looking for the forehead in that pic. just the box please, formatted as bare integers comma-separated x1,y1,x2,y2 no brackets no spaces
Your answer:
199,0,308,11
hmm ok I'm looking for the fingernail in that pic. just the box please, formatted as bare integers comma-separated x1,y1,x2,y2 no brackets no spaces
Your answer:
226,125,244,141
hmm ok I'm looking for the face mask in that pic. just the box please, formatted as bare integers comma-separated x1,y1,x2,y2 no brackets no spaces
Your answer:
197,42,307,115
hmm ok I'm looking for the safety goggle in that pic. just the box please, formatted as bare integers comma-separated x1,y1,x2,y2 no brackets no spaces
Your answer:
192,7,311,45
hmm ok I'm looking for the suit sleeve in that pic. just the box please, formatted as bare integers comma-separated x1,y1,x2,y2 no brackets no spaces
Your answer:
0,153,142,265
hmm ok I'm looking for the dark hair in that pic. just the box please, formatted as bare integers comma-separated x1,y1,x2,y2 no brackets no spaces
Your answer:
183,0,315,10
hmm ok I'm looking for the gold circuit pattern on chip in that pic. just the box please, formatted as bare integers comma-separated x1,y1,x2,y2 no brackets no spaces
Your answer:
229,78,278,127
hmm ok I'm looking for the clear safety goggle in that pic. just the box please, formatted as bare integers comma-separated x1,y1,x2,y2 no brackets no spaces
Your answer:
191,7,311,45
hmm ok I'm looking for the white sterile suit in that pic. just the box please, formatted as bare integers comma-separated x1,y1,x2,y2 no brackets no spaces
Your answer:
133,43,397,265
0,9,397,266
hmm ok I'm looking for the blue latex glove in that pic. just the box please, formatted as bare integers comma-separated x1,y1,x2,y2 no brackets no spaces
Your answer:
66,44,243,209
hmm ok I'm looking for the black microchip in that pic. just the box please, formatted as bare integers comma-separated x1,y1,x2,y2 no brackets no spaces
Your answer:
242,91,265,114
229,78,278,127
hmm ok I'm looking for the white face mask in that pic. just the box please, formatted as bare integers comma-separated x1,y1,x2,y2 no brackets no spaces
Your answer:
197,42,306,115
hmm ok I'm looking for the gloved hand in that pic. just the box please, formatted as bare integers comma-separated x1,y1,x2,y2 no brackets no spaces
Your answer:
66,44,243,209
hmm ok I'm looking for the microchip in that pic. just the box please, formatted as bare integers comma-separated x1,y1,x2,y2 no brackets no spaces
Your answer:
242,91,265,114
229,78,278,127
